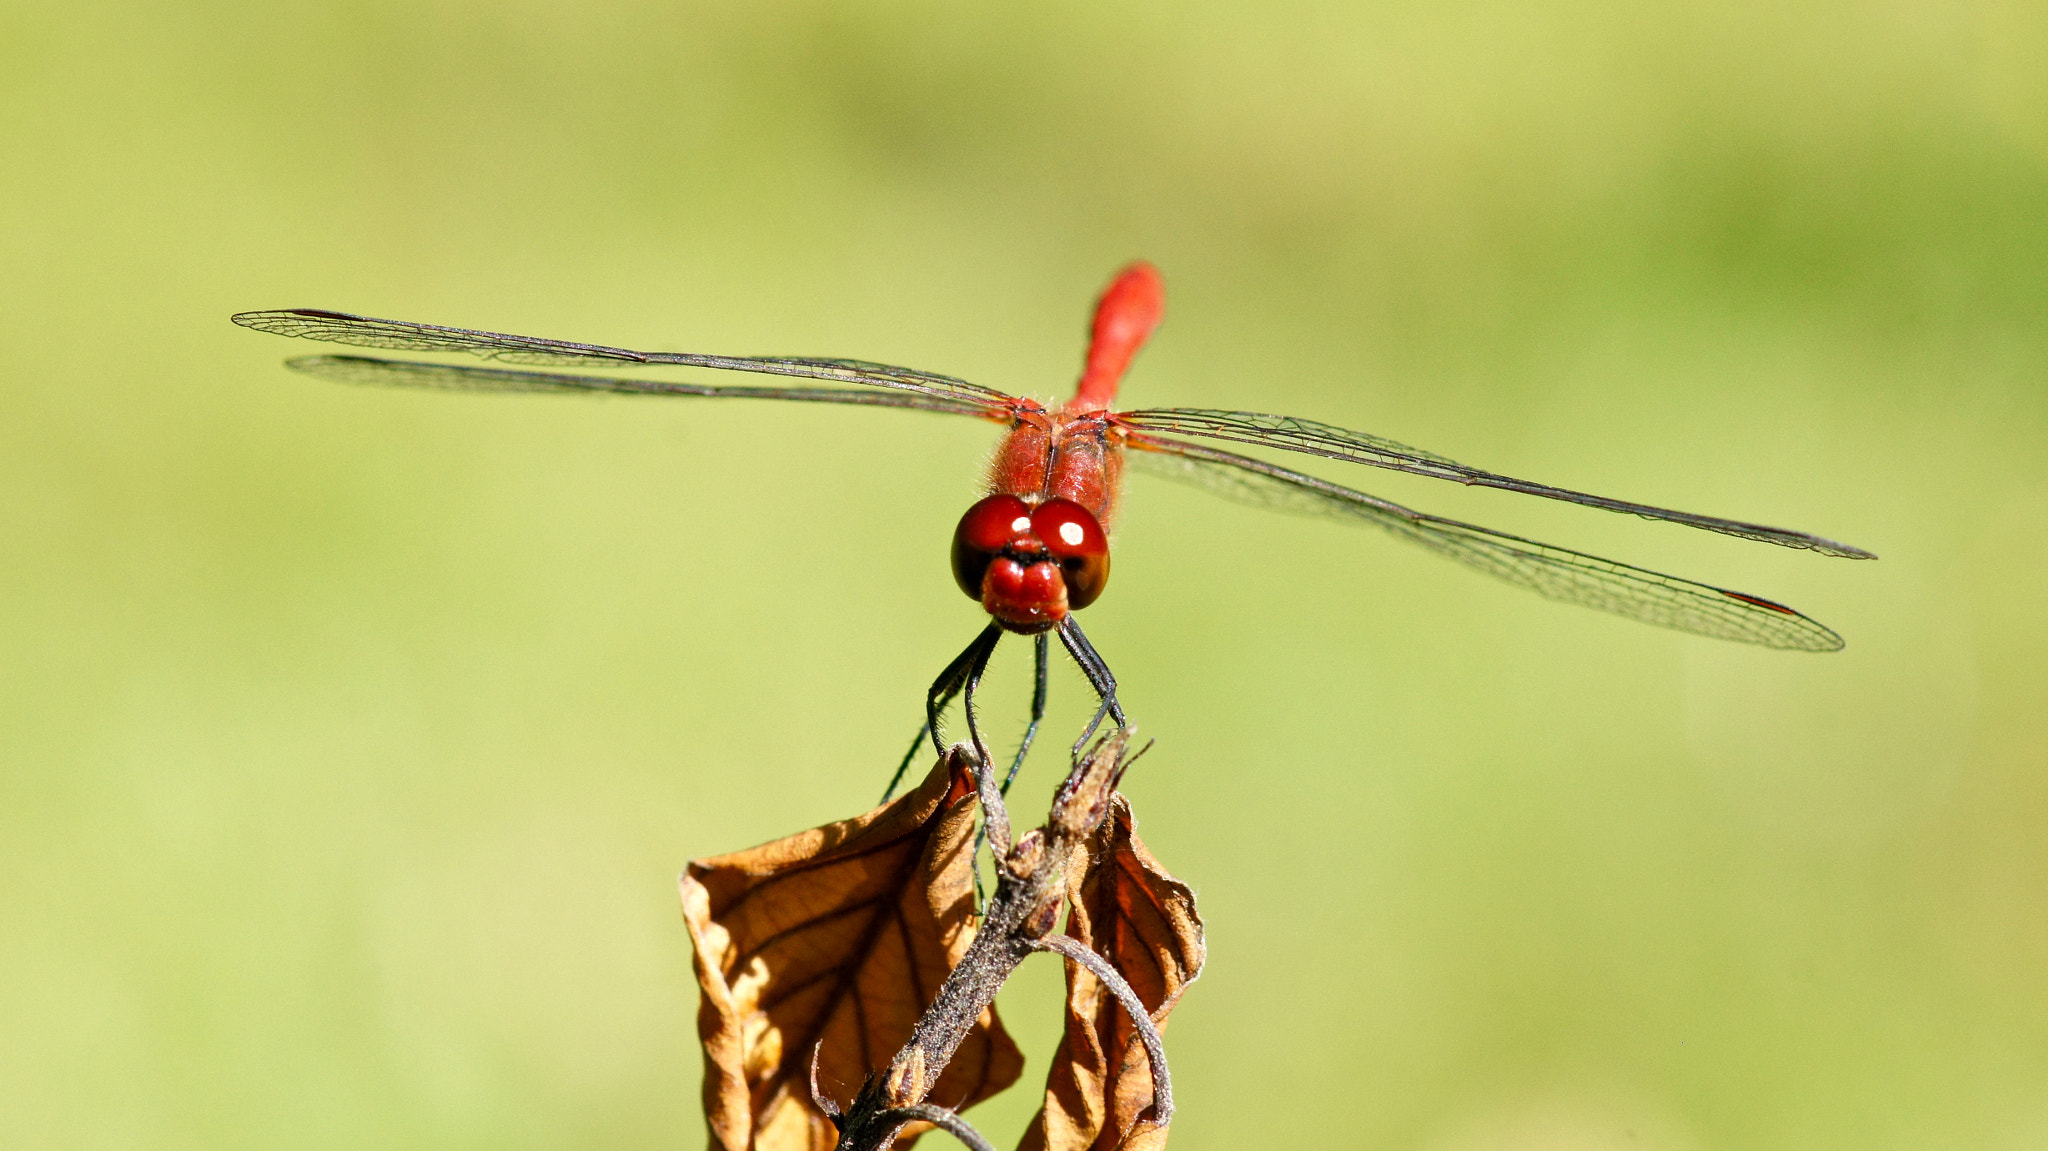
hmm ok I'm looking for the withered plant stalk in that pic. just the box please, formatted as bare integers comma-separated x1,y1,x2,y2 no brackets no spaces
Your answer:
817,735,1170,1151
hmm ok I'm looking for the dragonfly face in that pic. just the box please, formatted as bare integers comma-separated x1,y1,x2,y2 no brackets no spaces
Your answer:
951,494,1111,633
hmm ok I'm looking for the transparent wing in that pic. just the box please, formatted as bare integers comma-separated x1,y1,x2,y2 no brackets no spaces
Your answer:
233,308,1019,411
1127,434,1846,651
279,355,1001,416
1115,408,1873,559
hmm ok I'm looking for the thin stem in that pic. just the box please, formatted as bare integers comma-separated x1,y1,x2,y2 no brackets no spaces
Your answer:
1030,933,1174,1130
875,1104,997,1151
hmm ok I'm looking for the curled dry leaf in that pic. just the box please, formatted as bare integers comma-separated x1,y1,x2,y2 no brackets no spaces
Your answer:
1021,795,1204,1151
682,753,1024,1151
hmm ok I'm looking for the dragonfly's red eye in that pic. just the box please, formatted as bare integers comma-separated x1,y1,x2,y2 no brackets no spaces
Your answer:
1032,498,1110,609
952,494,1033,600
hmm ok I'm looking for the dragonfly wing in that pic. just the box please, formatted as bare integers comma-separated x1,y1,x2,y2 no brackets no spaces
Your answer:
1116,408,1873,559
1126,435,1846,651
233,309,1018,411
280,355,1001,416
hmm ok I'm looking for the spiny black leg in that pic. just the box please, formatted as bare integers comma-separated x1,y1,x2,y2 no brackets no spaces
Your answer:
999,633,1051,797
971,631,1053,888
959,626,1001,773
1057,617,1128,759
1074,697,1114,761
961,623,1007,911
882,623,1001,803
879,724,928,805
926,623,1002,759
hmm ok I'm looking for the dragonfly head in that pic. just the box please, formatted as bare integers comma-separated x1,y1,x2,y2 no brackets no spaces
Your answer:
950,494,1110,633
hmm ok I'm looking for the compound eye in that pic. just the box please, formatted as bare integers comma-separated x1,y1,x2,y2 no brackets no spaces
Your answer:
1031,499,1110,609
952,495,1033,600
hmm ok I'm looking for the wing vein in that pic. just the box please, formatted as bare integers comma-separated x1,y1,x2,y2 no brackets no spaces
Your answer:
233,308,1018,410
1117,408,1873,559
278,355,1002,416
1126,434,1845,651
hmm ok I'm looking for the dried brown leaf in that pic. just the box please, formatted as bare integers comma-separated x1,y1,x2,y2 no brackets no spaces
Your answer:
1020,795,1204,1151
683,756,1025,1151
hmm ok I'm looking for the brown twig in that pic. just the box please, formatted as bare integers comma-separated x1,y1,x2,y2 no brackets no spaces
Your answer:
1028,932,1173,1129
829,730,1154,1151
875,1104,999,1151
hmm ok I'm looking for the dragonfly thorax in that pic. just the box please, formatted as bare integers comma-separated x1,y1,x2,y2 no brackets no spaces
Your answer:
984,410,1127,529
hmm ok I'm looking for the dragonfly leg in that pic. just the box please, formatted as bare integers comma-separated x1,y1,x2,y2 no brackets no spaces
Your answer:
999,633,1051,797
880,725,928,805
958,627,1001,777
970,632,1052,888
1056,617,1128,761
957,630,1013,905
881,623,1002,803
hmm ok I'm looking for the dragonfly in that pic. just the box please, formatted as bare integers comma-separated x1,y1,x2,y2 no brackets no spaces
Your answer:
234,263,1872,798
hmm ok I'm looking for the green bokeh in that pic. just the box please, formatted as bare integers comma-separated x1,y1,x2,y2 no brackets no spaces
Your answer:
4,2,2044,1148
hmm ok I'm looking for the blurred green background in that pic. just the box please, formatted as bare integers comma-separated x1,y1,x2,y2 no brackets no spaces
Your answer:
4,2,2044,1148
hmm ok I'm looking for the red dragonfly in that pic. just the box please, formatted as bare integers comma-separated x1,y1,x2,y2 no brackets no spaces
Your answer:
234,264,1871,795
